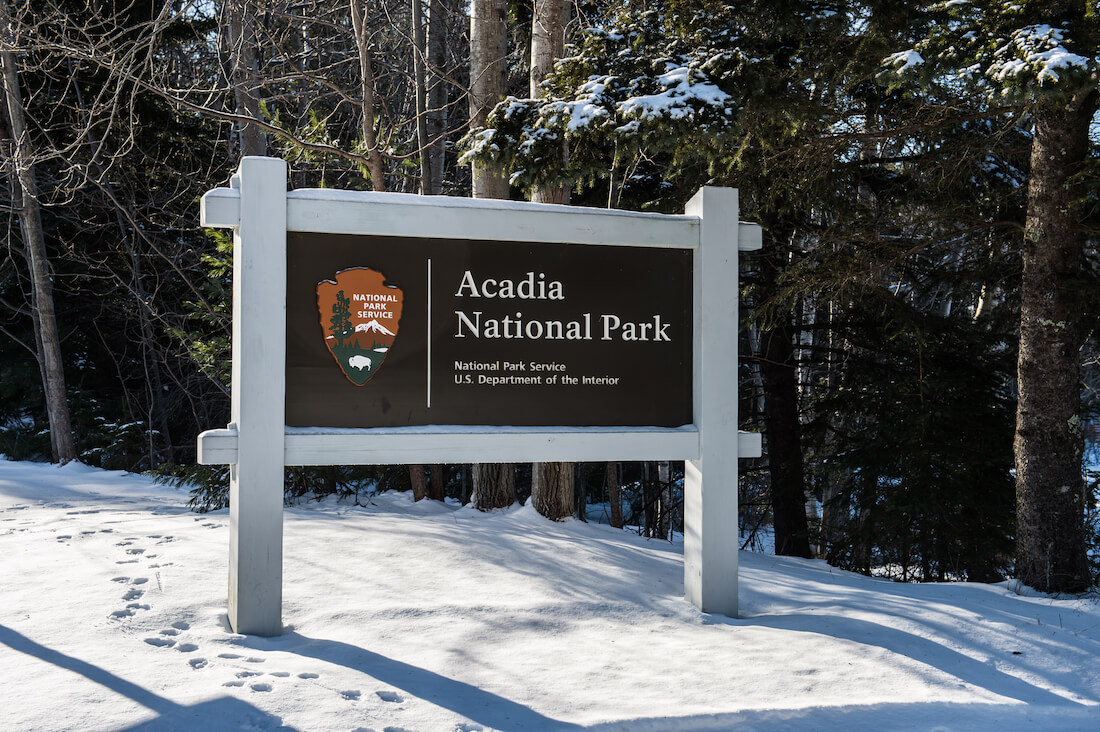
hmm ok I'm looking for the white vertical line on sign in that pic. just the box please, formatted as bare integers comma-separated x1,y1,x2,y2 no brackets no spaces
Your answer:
427,258,432,408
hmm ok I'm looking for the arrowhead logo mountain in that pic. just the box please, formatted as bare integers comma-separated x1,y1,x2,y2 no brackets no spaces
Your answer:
316,268,404,386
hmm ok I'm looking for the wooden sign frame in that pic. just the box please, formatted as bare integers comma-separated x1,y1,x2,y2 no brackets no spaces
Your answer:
197,156,762,636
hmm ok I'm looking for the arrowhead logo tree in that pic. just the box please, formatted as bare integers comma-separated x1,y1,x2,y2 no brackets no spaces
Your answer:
316,268,404,385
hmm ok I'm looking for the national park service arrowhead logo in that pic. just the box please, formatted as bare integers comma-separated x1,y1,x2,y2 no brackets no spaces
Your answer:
317,268,404,385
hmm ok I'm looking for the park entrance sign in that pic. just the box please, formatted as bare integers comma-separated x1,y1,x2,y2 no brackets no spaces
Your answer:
197,157,762,636
285,233,693,428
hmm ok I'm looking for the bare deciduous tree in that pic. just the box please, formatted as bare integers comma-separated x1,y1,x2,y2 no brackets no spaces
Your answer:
0,0,75,463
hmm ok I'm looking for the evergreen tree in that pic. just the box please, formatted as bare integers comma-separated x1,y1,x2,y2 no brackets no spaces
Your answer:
330,290,354,346
884,0,1098,592
465,0,1029,574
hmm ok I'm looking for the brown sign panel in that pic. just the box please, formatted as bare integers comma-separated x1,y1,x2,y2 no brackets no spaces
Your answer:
286,233,692,428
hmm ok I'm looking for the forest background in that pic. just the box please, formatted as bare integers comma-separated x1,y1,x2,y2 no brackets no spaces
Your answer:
2,0,1099,594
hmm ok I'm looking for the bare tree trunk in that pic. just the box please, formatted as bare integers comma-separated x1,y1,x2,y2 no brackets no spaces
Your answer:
528,0,569,204
350,0,386,190
227,0,267,157
471,462,515,509
1014,92,1095,594
657,460,671,539
428,463,445,501
410,464,427,501
411,0,433,193
468,0,513,504
531,462,573,520
641,461,659,536
469,0,508,198
524,2,574,511
426,0,448,194
606,461,622,528
0,0,76,464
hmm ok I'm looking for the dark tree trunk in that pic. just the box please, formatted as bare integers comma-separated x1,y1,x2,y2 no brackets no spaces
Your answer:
757,242,811,558
642,461,659,537
1014,93,1095,594
532,461,573,520
606,461,622,528
428,463,445,501
410,464,427,501
471,463,515,509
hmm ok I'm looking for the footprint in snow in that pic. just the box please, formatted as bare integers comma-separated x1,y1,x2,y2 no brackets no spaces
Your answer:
223,680,244,688
269,671,290,678
376,690,403,703
122,589,144,601
132,577,149,585
126,548,145,555
249,683,272,693
298,672,320,680
171,621,190,630
189,658,208,670
340,690,361,701
145,637,175,648
177,643,199,653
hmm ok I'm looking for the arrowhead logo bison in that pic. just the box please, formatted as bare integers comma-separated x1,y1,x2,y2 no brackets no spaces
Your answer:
316,268,404,386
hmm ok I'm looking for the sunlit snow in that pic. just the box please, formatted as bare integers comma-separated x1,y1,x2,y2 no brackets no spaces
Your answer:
1,459,1098,731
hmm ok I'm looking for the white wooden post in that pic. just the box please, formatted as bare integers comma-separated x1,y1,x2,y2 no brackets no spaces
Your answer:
227,157,287,636
684,187,741,616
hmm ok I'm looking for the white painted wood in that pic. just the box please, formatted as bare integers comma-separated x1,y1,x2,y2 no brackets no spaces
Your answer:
227,157,287,637
198,427,761,466
197,428,240,464
200,187,240,228
285,189,698,248
202,187,764,252
738,430,762,458
738,222,763,251
684,187,741,617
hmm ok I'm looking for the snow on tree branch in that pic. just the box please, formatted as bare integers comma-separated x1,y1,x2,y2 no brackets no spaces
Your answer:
987,25,1091,87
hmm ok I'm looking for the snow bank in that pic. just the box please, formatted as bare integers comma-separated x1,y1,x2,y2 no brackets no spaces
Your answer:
1,459,1098,731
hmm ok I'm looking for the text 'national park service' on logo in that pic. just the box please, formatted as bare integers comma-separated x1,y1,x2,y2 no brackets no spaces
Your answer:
316,268,404,386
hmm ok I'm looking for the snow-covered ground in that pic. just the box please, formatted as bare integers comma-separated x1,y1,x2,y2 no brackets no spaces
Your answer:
1,459,1098,732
